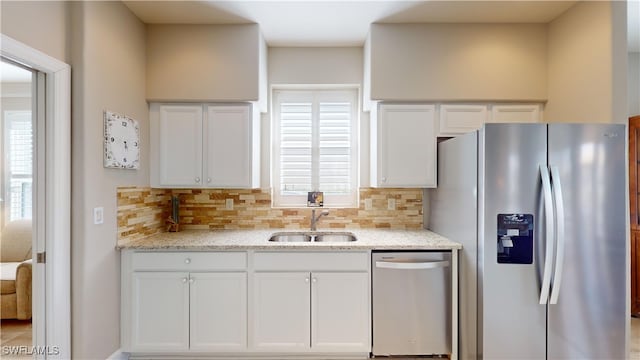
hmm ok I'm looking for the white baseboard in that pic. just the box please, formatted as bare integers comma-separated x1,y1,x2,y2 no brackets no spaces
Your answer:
107,349,129,360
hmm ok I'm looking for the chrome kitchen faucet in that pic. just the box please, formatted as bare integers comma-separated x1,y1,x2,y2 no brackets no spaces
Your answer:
310,209,329,231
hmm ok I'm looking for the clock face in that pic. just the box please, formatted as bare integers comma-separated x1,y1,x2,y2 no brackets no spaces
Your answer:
104,111,140,169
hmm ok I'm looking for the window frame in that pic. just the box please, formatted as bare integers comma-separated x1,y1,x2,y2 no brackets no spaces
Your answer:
271,87,359,208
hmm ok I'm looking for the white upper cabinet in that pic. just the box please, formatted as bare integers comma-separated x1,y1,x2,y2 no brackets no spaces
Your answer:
151,103,260,188
438,104,487,136
489,104,542,123
157,105,203,187
371,103,437,188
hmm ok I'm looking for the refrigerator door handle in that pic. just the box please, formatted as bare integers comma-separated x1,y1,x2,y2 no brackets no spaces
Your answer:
549,166,566,305
539,164,555,305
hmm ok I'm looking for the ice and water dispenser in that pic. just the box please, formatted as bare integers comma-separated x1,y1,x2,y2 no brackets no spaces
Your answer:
497,214,534,264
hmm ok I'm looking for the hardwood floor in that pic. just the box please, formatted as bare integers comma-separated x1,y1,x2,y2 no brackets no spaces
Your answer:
633,317,640,360
0,319,32,359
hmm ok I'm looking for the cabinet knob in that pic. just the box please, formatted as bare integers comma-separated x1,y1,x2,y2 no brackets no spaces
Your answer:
184,258,191,264
182,277,188,283
305,277,310,283
195,177,201,183
207,178,212,183
189,278,194,284
381,177,387,183
312,278,317,283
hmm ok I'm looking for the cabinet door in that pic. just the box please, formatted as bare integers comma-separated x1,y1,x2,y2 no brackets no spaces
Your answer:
311,272,370,352
205,105,252,188
131,272,189,352
190,272,247,351
158,105,203,186
438,104,486,136
489,104,541,123
252,272,311,351
376,104,436,187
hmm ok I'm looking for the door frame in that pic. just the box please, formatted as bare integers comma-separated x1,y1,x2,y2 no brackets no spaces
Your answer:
1,34,71,359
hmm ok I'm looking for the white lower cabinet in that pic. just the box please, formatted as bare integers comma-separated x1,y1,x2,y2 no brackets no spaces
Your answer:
190,272,247,351
131,272,190,352
311,272,370,351
252,272,311,350
122,250,371,357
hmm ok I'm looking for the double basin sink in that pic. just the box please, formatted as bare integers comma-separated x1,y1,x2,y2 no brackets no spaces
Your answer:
268,231,357,243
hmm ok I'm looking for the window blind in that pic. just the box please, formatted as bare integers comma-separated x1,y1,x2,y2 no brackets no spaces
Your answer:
273,89,358,208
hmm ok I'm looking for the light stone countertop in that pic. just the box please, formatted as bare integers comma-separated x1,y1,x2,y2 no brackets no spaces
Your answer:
116,228,461,251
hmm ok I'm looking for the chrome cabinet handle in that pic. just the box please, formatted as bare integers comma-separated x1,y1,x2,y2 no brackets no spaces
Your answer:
184,258,191,264
195,177,201,183
189,278,194,284
381,177,387,183
312,278,317,283
305,277,310,283
182,277,188,283
207,177,211,183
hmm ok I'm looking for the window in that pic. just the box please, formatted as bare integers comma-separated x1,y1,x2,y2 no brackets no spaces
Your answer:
272,89,358,208
4,111,33,222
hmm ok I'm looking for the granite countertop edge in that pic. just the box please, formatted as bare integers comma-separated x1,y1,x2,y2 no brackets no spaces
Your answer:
116,229,462,251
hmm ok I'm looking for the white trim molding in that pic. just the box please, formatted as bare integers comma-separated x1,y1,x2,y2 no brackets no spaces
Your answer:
1,33,71,360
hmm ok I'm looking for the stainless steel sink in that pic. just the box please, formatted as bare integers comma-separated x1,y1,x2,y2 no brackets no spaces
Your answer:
268,232,312,242
268,231,356,242
313,232,357,242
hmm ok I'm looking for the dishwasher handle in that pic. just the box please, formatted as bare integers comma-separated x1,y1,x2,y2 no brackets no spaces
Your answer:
375,260,450,270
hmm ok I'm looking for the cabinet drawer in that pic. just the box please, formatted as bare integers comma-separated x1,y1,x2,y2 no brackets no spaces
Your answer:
253,252,369,271
131,251,247,271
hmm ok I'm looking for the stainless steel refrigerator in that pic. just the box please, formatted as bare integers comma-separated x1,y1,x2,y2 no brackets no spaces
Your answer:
428,123,628,359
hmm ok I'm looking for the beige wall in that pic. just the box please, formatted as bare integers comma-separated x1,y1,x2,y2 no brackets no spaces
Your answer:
630,53,640,116
368,23,548,101
70,1,149,358
546,1,625,123
266,47,370,186
0,1,69,63
146,24,261,102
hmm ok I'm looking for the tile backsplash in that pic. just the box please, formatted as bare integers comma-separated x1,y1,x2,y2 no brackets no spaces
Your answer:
117,187,423,240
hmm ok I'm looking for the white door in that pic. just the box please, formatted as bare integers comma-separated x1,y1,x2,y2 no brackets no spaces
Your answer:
311,272,370,352
252,272,311,351
377,104,436,187
190,272,247,351
205,105,251,188
131,272,190,352
158,105,203,186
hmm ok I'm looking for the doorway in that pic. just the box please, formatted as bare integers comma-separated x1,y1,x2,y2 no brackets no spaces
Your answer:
0,34,70,359
0,57,40,357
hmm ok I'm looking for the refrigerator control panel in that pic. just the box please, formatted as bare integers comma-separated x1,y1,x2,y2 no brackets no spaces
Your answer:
497,214,533,264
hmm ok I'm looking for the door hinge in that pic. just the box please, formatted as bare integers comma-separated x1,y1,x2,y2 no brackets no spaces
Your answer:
37,252,46,264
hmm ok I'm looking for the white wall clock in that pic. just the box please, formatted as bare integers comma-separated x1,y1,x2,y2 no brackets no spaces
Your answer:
104,111,140,169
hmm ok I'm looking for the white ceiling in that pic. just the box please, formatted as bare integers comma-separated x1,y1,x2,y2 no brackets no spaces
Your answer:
124,0,579,46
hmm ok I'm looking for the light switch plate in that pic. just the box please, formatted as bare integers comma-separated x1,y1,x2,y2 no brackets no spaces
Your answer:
225,199,234,210
94,207,104,225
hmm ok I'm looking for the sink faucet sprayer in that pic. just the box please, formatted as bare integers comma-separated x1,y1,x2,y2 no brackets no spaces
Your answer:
310,209,330,231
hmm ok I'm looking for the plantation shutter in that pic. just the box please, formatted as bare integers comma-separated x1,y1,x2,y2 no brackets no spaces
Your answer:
273,89,358,207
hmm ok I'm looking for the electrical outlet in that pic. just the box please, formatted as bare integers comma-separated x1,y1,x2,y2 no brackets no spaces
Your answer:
364,198,373,210
93,207,104,225
225,199,234,210
387,198,396,211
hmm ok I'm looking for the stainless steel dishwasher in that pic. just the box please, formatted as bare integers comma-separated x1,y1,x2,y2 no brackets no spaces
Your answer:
372,251,451,356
